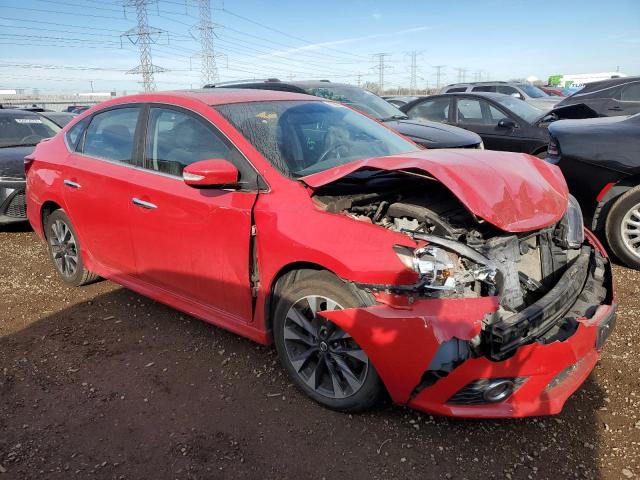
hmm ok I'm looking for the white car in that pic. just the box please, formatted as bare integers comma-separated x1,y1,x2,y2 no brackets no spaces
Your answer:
441,82,558,111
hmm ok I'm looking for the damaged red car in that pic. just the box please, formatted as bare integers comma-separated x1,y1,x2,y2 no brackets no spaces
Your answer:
26,89,617,418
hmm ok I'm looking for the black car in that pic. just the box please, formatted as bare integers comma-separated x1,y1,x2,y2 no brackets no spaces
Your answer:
555,76,640,117
548,113,640,268
37,111,76,128
0,109,59,225
399,92,595,157
206,80,483,149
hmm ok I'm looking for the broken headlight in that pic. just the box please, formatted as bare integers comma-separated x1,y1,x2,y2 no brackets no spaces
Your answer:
394,244,496,291
557,195,584,249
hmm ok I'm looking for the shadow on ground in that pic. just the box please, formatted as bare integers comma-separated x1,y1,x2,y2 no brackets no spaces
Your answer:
0,286,607,479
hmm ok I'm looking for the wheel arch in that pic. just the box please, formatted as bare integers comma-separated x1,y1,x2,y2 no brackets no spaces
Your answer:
592,175,640,232
263,262,374,341
41,200,63,237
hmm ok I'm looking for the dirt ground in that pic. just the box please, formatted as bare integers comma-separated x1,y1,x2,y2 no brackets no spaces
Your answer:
1,225,639,480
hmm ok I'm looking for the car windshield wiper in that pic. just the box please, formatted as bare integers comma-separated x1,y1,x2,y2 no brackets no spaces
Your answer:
380,114,409,121
0,143,38,148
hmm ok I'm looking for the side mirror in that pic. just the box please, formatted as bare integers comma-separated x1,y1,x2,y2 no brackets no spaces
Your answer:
510,92,524,100
183,159,239,188
497,118,517,129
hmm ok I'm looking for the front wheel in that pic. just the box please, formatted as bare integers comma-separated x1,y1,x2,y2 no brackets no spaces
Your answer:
273,271,383,412
605,186,640,269
45,209,99,286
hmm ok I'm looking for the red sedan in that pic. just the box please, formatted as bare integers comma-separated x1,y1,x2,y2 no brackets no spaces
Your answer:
26,89,616,417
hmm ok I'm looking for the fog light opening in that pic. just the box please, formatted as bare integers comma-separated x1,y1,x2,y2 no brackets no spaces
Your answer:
482,379,515,403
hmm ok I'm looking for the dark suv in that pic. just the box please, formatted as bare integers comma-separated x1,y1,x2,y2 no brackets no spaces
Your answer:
205,80,483,150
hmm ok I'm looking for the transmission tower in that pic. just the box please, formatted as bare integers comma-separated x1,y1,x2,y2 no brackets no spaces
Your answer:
195,0,219,85
433,65,445,90
456,67,467,83
407,51,419,95
356,73,362,87
122,0,166,92
372,53,391,94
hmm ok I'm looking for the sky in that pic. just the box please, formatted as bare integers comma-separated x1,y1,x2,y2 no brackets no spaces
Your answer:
1,0,639,94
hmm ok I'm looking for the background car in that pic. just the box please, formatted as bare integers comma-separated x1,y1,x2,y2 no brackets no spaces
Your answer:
207,79,484,149
26,89,614,418
382,95,421,107
540,87,565,97
37,111,76,128
547,113,640,268
400,92,552,156
440,81,559,111
0,109,59,225
555,76,640,117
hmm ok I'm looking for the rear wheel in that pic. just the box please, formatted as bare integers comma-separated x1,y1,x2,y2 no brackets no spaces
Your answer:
273,271,383,412
45,209,99,286
605,186,640,269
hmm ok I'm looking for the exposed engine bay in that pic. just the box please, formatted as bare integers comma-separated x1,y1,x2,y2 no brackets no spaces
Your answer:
312,169,610,362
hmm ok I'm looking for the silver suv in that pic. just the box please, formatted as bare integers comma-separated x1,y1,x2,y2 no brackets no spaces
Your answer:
441,82,558,111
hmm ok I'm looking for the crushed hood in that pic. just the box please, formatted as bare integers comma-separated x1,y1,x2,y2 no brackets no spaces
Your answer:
300,149,569,233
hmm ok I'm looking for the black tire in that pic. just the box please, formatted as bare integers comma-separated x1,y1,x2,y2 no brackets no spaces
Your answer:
605,186,640,269
45,209,100,286
273,271,383,412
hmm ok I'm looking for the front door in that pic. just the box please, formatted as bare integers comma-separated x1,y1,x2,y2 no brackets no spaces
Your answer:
605,82,640,116
62,106,140,274
454,97,524,152
128,105,257,321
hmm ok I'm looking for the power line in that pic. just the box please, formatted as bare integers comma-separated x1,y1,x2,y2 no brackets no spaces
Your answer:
122,0,167,92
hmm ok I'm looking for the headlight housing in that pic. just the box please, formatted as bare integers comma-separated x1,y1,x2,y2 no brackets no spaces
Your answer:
560,195,585,249
393,244,496,292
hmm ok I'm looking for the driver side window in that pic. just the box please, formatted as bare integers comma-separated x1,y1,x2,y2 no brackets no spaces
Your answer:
144,107,239,177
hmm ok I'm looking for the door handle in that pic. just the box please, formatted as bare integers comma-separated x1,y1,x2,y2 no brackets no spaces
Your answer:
132,197,157,209
608,106,623,111
63,179,81,189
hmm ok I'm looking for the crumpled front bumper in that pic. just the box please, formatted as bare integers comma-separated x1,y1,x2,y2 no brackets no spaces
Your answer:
320,230,616,418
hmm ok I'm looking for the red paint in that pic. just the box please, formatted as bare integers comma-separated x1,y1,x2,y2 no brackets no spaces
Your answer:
26,90,614,418
301,149,569,232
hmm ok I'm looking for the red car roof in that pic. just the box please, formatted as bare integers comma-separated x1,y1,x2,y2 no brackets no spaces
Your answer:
102,88,317,108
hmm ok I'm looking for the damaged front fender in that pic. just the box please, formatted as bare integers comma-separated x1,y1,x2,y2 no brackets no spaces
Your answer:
319,296,499,403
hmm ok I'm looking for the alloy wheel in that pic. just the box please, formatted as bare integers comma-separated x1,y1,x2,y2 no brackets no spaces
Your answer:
283,295,369,399
49,219,79,278
621,203,640,260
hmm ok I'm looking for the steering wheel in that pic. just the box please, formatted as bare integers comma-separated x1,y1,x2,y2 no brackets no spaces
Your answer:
317,142,348,164
20,134,42,145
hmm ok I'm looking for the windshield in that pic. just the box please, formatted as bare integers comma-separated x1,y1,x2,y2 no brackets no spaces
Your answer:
518,84,548,98
304,85,405,121
493,96,544,124
215,100,419,177
0,113,60,148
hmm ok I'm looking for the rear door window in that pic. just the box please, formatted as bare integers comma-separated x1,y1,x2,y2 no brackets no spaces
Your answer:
621,83,640,101
406,97,451,122
82,107,140,163
472,86,496,92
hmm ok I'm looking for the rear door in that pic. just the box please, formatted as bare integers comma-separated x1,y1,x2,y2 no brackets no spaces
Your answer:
62,106,140,274
605,81,640,116
127,104,258,321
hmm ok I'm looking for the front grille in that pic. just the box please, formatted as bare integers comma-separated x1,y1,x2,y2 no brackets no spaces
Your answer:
4,189,26,218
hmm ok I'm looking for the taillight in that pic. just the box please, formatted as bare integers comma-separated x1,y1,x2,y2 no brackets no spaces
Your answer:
24,154,35,176
547,137,559,157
